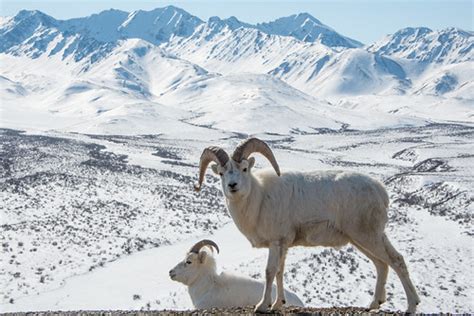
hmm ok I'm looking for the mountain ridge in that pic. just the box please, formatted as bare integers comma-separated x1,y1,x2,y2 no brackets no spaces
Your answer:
0,7,363,49
1,7,471,71
368,26,473,64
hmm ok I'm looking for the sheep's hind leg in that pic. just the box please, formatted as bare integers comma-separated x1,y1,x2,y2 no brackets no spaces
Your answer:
353,233,420,313
271,246,288,310
255,243,281,312
381,233,420,312
352,243,388,310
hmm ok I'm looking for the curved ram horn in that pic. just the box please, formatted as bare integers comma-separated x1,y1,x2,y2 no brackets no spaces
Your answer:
189,239,220,254
194,146,229,191
231,138,281,176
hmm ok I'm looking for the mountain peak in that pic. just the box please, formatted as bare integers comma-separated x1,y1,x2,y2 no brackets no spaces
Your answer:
293,12,323,25
439,26,473,37
256,13,362,47
225,16,241,24
206,16,248,28
198,15,252,40
13,9,57,26
160,5,184,12
119,6,203,43
133,5,202,20
95,8,129,15
16,9,47,17
391,27,433,38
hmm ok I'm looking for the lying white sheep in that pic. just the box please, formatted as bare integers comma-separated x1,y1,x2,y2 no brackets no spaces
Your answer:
169,239,304,309
194,138,420,313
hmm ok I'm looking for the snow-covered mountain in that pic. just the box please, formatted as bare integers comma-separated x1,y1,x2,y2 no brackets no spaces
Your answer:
1,10,110,60
163,20,412,97
0,5,473,134
293,48,411,96
159,15,472,99
256,12,362,48
0,7,361,59
3,37,418,135
166,24,335,75
111,6,202,44
412,61,474,98
0,6,204,62
0,10,58,52
368,27,473,64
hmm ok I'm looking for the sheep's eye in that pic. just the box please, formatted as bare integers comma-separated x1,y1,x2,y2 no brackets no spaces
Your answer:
186,260,192,264
219,173,223,176
242,168,247,172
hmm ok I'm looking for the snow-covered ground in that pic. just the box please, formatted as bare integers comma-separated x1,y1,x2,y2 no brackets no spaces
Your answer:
1,123,472,313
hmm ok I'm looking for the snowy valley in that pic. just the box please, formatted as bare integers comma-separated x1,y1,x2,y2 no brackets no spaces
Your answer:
0,6,473,313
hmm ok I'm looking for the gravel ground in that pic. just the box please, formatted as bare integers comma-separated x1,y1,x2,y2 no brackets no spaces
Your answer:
1,307,408,316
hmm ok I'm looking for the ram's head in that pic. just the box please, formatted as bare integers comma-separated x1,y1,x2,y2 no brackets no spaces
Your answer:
194,138,280,199
169,239,220,285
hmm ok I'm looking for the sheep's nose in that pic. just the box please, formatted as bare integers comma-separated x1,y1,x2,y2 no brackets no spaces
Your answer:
169,270,175,279
228,182,237,189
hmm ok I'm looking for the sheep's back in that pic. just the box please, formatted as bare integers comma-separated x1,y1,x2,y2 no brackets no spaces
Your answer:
255,169,389,234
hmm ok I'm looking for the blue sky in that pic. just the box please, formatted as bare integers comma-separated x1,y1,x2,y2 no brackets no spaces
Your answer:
1,0,472,44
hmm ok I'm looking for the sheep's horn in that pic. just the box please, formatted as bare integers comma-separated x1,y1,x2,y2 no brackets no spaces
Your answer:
189,239,220,254
194,146,230,191
232,138,281,176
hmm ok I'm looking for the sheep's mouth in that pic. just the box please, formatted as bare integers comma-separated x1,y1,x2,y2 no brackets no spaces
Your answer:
169,273,176,280
230,188,239,193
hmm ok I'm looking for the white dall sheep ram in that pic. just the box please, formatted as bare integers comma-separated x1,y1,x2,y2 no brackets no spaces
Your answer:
194,138,420,313
169,239,304,309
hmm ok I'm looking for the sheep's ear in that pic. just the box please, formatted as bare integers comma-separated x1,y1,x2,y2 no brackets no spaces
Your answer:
198,251,207,263
211,163,219,175
248,157,255,170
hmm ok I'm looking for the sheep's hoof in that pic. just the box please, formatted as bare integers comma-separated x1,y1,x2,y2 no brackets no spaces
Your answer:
406,301,419,314
254,301,271,313
270,299,285,311
368,299,384,310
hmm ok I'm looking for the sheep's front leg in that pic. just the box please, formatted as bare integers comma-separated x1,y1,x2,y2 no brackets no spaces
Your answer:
255,243,280,312
272,246,287,310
